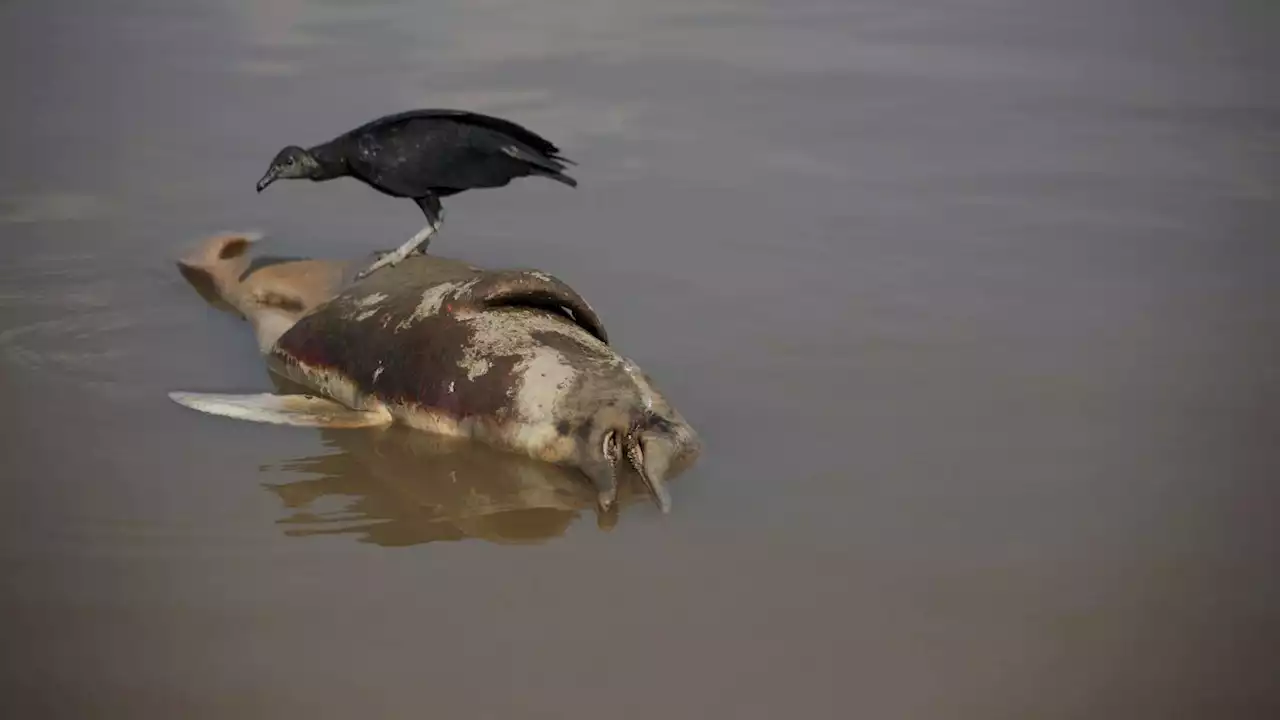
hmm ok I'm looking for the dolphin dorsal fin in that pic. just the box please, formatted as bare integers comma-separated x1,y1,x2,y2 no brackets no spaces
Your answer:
461,269,609,344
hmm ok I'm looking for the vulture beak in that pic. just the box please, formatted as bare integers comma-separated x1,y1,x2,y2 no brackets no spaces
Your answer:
256,168,278,193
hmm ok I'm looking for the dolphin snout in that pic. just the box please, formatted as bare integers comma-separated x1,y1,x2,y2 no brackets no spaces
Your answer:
628,430,677,514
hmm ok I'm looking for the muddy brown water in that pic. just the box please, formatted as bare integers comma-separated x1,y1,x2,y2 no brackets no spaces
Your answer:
3,0,1279,717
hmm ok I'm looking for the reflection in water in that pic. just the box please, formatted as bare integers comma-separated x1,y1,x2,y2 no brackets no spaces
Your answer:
261,425,621,547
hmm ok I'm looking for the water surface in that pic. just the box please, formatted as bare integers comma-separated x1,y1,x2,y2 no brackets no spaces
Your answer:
3,0,1279,717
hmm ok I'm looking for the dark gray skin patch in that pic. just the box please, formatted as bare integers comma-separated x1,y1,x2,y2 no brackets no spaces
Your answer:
239,254,313,282
272,258,610,423
574,418,595,444
529,328,595,361
278,303,521,419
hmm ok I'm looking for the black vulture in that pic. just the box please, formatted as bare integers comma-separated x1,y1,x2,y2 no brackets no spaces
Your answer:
255,108,578,278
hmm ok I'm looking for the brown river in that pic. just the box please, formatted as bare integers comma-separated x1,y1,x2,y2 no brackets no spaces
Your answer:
3,0,1278,717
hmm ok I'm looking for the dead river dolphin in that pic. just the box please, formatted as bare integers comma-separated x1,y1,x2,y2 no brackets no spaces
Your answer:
170,232,701,513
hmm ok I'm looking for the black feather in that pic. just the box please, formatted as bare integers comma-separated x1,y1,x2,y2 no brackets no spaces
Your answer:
262,108,578,254
344,109,575,166
303,108,578,202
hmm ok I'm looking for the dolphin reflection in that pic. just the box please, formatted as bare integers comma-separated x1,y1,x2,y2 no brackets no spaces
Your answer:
258,423,643,547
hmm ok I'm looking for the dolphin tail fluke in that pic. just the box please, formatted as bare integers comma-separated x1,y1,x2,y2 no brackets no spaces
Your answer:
175,231,265,312
167,391,391,428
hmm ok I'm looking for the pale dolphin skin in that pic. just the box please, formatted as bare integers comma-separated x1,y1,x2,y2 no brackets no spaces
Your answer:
174,231,353,352
170,232,701,513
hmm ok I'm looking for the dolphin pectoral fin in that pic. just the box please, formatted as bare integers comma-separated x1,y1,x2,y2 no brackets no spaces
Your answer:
167,391,391,428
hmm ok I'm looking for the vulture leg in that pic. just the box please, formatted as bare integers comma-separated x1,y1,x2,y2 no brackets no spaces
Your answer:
355,195,445,280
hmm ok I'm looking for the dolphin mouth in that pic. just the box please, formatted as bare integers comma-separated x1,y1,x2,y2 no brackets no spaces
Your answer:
256,170,277,193
641,473,673,513
627,432,674,514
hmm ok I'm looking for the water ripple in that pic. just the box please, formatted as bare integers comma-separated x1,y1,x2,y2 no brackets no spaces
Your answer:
0,252,151,390
0,193,108,225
